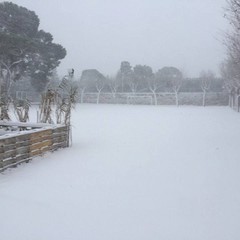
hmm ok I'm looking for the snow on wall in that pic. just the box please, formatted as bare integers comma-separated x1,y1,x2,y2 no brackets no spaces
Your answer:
0,124,69,172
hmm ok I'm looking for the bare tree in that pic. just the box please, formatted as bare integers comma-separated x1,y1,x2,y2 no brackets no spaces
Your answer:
79,69,106,103
220,60,239,107
148,76,159,105
107,77,119,103
200,71,214,107
171,75,182,106
96,79,105,104
128,77,138,95
156,66,182,106
223,0,240,110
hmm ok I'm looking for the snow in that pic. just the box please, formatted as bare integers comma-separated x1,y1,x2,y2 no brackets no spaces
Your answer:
0,121,63,139
0,105,240,240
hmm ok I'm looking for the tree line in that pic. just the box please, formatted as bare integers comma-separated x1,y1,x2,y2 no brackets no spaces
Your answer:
0,1,230,109
77,62,223,98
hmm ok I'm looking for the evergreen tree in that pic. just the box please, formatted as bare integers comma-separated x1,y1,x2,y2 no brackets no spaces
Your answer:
0,2,66,94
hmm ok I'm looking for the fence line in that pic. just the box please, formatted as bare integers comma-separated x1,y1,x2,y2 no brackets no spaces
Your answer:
79,92,229,106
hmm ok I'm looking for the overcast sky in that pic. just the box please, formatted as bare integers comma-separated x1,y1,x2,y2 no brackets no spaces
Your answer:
10,0,228,78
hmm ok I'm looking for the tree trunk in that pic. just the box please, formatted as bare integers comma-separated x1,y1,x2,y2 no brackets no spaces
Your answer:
150,89,157,105
175,91,179,106
97,92,100,104
153,92,157,105
112,92,116,104
202,91,206,107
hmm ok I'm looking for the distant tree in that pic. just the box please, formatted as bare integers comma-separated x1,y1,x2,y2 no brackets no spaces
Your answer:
80,69,104,91
0,2,66,96
155,69,171,92
210,78,224,92
181,78,202,92
148,75,159,105
133,65,153,91
128,76,138,94
116,61,133,92
200,70,214,106
172,78,182,106
157,67,182,105
80,69,106,103
181,77,223,93
96,77,105,104
107,76,119,101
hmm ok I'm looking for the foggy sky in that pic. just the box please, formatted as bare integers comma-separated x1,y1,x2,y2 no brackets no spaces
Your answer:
9,0,228,78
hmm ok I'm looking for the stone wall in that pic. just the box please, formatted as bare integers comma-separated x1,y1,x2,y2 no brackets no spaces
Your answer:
0,123,69,172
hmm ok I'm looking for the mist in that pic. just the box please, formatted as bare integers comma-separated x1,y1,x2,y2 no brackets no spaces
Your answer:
2,1,240,240
9,0,228,77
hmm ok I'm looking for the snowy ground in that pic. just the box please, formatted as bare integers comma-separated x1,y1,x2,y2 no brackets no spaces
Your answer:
1,105,240,240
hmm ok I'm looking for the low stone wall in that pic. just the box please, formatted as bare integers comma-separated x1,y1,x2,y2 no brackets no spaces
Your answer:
0,122,69,172
81,92,229,106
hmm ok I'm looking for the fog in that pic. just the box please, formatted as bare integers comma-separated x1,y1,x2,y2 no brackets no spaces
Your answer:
10,0,228,77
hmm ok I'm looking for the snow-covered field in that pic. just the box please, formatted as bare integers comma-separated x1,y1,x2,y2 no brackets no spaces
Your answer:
1,105,240,240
